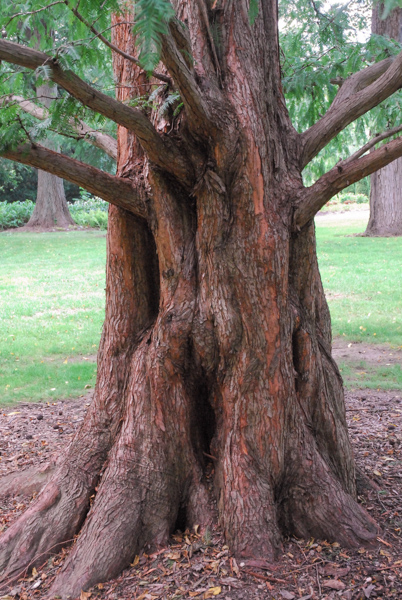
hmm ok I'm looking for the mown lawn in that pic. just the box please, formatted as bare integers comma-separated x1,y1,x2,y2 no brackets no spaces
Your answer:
316,211,402,390
1,214,401,404
316,212,402,346
0,230,106,404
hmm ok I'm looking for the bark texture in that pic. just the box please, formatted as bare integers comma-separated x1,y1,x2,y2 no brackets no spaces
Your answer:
26,82,74,229
365,3,402,236
0,4,383,599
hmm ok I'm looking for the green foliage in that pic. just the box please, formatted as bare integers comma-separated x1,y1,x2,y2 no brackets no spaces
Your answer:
133,0,175,72
0,194,109,230
68,192,108,229
0,160,38,202
0,0,118,156
0,200,34,229
339,192,368,204
280,0,402,185
248,0,259,26
0,0,175,164
71,210,108,230
379,0,402,19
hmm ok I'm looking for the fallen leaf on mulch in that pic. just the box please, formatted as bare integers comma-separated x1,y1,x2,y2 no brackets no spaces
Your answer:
319,564,350,577
363,583,376,598
322,579,346,590
279,591,295,599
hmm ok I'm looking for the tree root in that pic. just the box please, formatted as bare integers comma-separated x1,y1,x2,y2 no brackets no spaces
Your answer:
280,425,380,548
0,466,94,590
47,333,211,599
0,461,56,500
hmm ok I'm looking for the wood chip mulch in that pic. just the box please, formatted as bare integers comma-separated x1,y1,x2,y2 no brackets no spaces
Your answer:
0,387,401,600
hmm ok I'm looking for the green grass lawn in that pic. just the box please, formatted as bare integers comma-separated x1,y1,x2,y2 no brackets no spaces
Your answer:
316,212,402,346
1,214,401,405
0,230,106,404
336,361,402,390
316,211,402,390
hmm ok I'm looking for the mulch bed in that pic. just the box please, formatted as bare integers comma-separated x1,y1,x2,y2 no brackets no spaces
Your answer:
0,388,401,600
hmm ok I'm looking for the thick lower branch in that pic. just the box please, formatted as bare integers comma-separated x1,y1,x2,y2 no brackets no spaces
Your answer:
1,143,148,218
294,135,402,229
0,39,193,185
300,54,402,168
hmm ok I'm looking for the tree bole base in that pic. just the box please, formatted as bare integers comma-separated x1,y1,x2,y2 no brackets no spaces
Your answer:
0,322,379,600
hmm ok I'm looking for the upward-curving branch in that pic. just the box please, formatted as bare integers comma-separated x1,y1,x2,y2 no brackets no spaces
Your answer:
294,134,402,229
300,54,402,168
1,143,148,219
0,39,193,185
161,20,221,137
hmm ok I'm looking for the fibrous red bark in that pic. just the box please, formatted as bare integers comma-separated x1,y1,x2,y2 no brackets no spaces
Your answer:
2,2,400,598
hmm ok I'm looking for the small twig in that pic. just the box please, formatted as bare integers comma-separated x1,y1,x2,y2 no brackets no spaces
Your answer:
16,114,35,145
243,569,288,584
1,537,75,589
375,562,402,572
202,451,217,461
343,124,402,163
316,564,322,597
287,559,326,575
4,1,64,27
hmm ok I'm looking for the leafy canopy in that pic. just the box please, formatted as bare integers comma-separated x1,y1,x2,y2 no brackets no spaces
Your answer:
2,0,402,190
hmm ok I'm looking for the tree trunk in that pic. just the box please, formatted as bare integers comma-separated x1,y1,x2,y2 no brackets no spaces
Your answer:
0,5,379,598
26,82,74,229
365,3,402,236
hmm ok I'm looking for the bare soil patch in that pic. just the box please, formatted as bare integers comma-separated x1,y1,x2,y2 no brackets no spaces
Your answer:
333,339,402,368
0,384,401,599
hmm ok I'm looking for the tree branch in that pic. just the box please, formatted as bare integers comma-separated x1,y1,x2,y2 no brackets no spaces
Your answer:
161,20,219,135
300,56,401,168
0,39,193,185
2,95,117,159
62,0,171,85
1,143,148,219
344,124,402,162
294,135,402,229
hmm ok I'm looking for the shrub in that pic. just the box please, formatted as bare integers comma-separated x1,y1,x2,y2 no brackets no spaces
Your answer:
71,209,108,230
68,192,109,230
0,194,109,231
339,193,368,205
0,200,34,230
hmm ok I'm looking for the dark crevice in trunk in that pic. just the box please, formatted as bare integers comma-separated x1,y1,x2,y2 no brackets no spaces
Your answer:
174,502,189,533
188,359,217,467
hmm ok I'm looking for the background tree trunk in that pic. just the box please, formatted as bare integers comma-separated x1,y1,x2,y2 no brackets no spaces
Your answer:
365,3,402,236
26,82,74,229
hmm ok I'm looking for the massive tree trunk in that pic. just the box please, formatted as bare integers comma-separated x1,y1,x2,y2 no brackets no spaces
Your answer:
365,4,402,236
0,3,393,598
26,82,75,229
